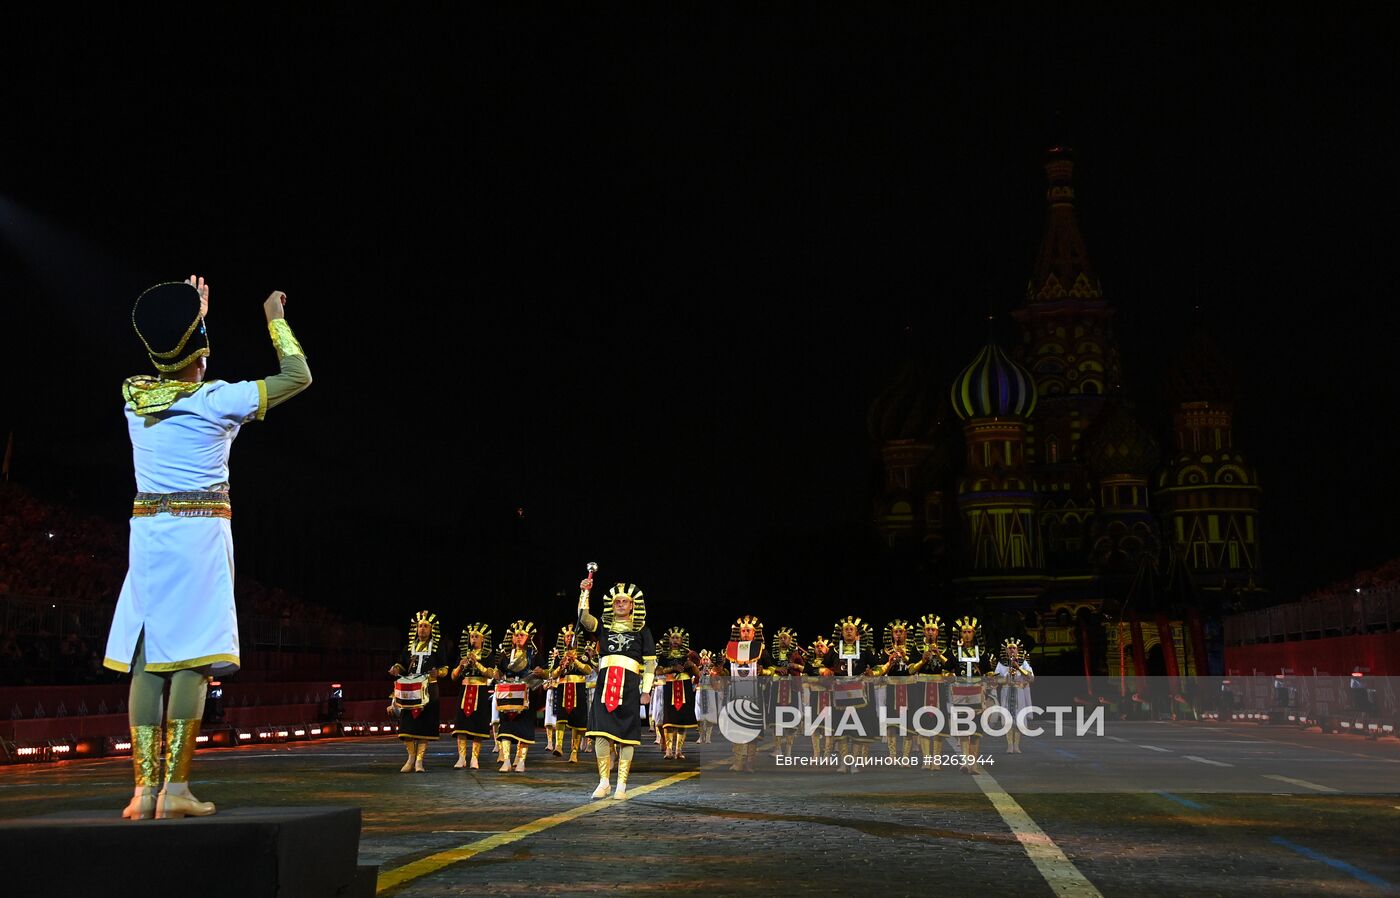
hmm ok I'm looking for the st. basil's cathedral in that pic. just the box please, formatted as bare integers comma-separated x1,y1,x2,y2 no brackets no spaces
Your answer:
868,147,1264,678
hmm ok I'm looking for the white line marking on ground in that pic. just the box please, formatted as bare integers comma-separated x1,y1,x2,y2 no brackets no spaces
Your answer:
1138,745,1172,752
975,771,1104,898
1261,774,1340,793
1183,755,1233,767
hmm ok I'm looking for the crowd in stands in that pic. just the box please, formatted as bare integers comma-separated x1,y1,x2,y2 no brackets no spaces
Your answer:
1303,556,1400,600
1,482,370,686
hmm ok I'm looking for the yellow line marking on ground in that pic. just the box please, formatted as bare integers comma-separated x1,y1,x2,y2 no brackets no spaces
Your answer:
1261,774,1340,793
975,771,1104,898
376,770,699,894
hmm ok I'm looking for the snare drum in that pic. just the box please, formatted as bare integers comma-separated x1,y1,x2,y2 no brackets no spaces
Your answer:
833,680,867,709
494,682,529,716
392,675,429,709
950,682,984,706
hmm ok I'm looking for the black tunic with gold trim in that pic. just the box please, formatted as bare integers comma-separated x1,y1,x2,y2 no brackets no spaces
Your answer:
657,646,698,730
452,647,495,740
551,646,593,732
585,626,656,746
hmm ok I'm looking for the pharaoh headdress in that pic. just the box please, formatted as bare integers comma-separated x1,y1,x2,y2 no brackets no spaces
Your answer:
458,622,493,660
953,615,985,657
915,613,945,653
661,626,691,652
883,619,913,654
730,614,765,644
831,616,874,653
771,627,800,656
601,583,647,632
407,610,441,653
999,637,1027,665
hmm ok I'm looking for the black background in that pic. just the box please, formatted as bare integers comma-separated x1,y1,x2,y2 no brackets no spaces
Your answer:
3,12,1397,642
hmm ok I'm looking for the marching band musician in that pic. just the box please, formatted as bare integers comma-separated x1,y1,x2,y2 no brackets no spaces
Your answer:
389,611,450,773
725,615,767,772
695,649,720,744
831,617,879,771
490,620,545,773
578,574,656,800
657,627,700,759
551,624,594,763
995,637,1035,753
950,616,994,773
450,622,495,770
875,620,918,760
803,634,836,760
911,613,954,764
766,627,804,760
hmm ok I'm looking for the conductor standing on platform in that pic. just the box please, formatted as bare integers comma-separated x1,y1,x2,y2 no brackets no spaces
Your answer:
103,276,312,819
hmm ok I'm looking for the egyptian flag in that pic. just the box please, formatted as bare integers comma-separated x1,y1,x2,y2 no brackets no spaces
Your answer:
726,640,758,664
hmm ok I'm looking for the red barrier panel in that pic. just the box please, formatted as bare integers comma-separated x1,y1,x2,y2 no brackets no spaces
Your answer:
1224,632,1400,676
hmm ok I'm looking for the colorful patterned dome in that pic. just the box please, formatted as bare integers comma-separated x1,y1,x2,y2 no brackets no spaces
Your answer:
950,342,1038,421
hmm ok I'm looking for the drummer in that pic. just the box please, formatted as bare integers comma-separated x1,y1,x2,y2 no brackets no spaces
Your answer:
389,611,450,773
489,620,546,772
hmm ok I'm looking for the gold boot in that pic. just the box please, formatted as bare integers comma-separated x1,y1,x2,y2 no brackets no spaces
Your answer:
122,724,161,820
675,730,688,760
400,740,416,772
569,730,581,763
470,740,481,769
156,719,215,818
592,739,613,798
454,736,468,769
414,741,427,773
514,745,528,772
729,743,745,772
614,753,632,799
498,740,512,772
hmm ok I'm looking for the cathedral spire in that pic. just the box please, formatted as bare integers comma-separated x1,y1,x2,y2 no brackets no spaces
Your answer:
1026,146,1103,305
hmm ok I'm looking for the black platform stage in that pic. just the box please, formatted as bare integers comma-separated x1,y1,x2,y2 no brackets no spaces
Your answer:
0,806,376,897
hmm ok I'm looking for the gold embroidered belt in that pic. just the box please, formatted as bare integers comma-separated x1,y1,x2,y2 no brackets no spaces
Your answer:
598,655,641,675
562,675,589,684
132,490,232,519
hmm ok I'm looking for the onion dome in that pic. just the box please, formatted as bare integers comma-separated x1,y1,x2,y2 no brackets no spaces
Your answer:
1165,325,1238,406
950,342,1038,421
1082,401,1161,476
868,359,945,443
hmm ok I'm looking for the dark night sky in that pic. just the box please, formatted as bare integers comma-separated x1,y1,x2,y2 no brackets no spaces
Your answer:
3,12,1397,640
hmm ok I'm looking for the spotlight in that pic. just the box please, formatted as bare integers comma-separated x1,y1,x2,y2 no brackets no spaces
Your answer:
205,680,225,723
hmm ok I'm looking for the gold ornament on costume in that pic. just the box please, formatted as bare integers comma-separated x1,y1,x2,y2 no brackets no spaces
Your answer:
407,610,442,653
730,614,765,643
832,616,874,652
602,583,647,631
268,318,305,361
121,376,209,417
